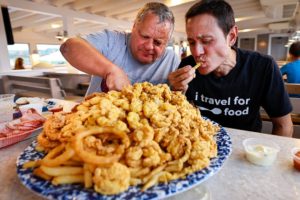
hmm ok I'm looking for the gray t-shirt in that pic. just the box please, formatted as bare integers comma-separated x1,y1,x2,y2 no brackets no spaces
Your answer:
84,29,180,95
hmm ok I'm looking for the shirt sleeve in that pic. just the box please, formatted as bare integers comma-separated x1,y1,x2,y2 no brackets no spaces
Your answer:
83,30,127,61
262,58,292,117
82,31,109,56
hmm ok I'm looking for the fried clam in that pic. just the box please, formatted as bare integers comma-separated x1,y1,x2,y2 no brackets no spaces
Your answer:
27,82,219,196
37,131,60,151
42,113,66,141
93,162,130,195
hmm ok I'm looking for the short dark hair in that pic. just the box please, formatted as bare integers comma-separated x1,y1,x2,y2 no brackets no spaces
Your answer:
185,0,235,36
289,41,300,57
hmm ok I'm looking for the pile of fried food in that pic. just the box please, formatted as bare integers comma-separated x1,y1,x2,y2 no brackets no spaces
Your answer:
23,82,219,195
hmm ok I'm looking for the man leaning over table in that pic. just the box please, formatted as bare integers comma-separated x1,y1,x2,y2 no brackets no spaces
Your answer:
168,0,293,137
60,2,179,94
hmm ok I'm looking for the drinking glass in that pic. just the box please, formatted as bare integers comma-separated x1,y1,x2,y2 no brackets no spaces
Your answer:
0,94,15,123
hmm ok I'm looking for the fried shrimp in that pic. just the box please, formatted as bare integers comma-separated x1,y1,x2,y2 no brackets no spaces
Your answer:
42,113,66,140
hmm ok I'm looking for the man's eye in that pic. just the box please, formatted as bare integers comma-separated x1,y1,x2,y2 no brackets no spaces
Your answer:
188,41,195,46
202,40,212,45
154,40,162,46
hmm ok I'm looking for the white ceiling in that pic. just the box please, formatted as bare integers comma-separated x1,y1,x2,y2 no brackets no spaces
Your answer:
2,0,300,42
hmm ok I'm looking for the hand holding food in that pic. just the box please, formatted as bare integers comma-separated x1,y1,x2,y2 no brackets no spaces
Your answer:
168,65,196,92
24,82,219,195
104,65,131,92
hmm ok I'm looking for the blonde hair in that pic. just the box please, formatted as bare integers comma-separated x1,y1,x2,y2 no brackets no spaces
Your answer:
14,57,24,70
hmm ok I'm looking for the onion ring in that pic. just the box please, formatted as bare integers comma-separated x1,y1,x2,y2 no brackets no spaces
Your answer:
42,143,75,167
73,127,130,166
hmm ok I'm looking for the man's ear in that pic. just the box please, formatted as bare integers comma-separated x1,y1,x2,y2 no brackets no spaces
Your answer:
228,25,238,47
132,22,137,31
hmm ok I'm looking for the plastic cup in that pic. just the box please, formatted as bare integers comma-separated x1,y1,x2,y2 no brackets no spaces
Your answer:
291,147,300,171
0,94,15,123
243,138,280,166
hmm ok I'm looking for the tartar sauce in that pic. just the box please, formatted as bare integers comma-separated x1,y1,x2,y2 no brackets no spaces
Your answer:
245,145,278,166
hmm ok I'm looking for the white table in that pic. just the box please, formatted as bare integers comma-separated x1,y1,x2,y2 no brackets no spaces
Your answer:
0,128,299,200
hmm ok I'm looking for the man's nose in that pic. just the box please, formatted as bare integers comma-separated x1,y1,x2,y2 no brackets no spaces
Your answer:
144,39,154,50
195,44,204,55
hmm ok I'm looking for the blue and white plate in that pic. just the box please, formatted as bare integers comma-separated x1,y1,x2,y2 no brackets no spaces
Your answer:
16,125,232,200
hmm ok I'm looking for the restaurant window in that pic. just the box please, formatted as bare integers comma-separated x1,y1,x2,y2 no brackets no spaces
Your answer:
270,36,288,61
36,44,67,65
239,38,256,51
7,43,30,69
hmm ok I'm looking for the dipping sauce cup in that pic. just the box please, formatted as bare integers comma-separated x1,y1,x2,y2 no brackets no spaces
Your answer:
291,147,300,171
243,138,280,166
47,105,63,113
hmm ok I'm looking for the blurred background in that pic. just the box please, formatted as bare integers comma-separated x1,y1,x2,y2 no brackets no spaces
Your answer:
1,0,300,71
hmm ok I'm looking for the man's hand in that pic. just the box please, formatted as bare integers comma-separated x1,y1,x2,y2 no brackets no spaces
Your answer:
104,66,131,91
168,65,195,93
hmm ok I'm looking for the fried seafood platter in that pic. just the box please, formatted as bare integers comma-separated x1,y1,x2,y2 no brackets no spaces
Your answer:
20,82,222,197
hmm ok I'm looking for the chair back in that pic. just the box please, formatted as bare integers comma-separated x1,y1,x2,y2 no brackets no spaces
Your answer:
285,83,300,96
1,75,66,99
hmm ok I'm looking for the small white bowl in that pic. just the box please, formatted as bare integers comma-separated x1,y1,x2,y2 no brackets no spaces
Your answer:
243,138,280,166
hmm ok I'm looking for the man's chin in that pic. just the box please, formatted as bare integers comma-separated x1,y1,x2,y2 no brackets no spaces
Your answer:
137,57,155,64
198,67,212,75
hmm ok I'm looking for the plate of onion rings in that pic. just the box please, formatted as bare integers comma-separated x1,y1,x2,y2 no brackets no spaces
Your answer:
16,124,231,200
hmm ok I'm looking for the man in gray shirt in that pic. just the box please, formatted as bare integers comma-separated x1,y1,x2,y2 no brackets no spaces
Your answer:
60,2,179,94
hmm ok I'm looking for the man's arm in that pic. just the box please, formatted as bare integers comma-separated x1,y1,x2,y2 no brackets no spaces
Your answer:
61,37,114,76
60,37,130,91
270,114,293,137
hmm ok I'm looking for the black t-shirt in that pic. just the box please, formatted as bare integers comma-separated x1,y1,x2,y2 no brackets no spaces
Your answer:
179,48,292,132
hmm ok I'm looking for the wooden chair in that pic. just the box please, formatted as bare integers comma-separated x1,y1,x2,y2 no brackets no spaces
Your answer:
1,75,66,99
261,97,300,138
290,97,300,138
285,83,300,96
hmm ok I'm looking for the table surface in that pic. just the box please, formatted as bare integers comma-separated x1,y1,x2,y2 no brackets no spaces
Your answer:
0,128,299,200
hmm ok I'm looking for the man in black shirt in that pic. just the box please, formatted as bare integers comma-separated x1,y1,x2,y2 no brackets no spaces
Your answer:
168,0,293,137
